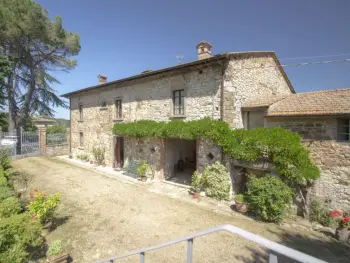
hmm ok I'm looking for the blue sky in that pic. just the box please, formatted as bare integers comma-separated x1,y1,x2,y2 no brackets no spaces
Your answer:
36,0,350,119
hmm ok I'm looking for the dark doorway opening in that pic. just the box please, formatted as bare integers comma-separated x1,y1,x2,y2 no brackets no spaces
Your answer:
165,138,196,185
114,136,124,168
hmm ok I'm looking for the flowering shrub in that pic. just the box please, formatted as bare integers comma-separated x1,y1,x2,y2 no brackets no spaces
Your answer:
330,209,350,229
27,190,60,223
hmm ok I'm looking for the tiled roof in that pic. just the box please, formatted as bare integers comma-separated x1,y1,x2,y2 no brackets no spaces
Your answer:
242,95,289,108
267,88,350,116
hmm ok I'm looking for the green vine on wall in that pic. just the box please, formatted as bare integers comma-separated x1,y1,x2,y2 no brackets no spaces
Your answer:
112,118,320,187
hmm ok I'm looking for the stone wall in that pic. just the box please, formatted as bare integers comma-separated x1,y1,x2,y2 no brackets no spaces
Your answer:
45,144,69,157
267,117,350,209
224,54,293,128
123,137,165,179
196,137,222,172
70,64,222,166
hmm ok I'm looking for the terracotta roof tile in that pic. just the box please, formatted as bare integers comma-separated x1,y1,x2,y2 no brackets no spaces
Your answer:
267,88,350,116
242,95,289,108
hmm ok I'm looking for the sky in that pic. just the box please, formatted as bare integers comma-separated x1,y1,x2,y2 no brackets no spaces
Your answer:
36,0,350,119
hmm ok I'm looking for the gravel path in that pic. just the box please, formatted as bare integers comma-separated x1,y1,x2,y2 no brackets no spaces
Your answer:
12,157,349,263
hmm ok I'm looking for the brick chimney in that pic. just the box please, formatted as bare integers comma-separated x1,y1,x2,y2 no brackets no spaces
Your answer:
196,41,212,60
98,74,107,84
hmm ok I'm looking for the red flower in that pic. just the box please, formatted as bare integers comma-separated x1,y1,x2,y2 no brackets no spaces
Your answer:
29,193,33,198
330,209,343,218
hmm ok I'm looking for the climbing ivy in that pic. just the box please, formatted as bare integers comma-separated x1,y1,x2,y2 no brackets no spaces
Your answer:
112,118,320,185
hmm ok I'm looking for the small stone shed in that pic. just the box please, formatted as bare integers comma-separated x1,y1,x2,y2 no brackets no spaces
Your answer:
243,88,350,209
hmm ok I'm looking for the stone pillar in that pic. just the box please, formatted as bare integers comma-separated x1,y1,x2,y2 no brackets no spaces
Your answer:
38,127,46,155
223,91,235,128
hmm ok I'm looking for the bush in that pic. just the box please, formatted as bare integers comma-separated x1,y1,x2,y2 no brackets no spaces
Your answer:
0,213,43,263
202,162,230,201
0,186,14,201
0,174,8,187
234,194,247,202
137,162,149,178
27,190,60,223
47,240,64,257
309,200,333,227
92,147,105,165
0,197,21,218
246,175,293,223
76,153,89,162
190,171,202,192
0,149,11,170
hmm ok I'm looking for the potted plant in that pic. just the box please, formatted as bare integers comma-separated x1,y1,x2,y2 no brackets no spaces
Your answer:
191,172,201,198
234,194,248,213
47,240,70,263
137,162,149,182
331,209,350,244
27,190,60,228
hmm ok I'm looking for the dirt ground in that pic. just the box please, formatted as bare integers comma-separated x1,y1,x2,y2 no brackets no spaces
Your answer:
12,157,350,263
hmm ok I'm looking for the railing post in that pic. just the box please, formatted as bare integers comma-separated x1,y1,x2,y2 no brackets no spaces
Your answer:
187,238,193,263
269,253,278,263
140,252,145,263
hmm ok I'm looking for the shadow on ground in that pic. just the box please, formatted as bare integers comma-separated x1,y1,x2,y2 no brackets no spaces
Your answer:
236,228,350,263
49,215,71,232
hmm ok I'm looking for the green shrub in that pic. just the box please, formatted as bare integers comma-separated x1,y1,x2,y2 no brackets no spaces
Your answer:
309,200,333,227
202,162,230,201
0,174,8,187
27,190,60,223
0,149,11,170
137,162,149,178
234,194,247,202
246,175,293,223
0,186,15,201
3,169,17,180
0,197,21,218
190,171,202,192
92,147,105,165
47,240,64,257
0,213,43,263
76,153,89,162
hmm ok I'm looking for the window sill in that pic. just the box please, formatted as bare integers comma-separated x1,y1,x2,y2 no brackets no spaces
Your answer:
170,115,186,119
99,107,108,111
113,118,124,122
78,120,84,122
78,147,84,150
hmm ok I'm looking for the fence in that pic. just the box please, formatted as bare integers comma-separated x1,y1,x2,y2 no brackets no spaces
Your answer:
46,133,67,145
0,129,40,158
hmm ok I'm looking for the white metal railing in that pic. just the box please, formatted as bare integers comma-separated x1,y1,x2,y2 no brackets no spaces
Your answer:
94,224,328,263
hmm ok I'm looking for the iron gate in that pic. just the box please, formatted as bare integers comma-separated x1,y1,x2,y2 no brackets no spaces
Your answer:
0,128,40,158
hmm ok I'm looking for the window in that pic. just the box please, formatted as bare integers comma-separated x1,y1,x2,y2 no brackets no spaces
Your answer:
101,101,107,108
79,132,84,148
337,118,349,141
173,90,184,115
115,99,122,119
79,104,83,120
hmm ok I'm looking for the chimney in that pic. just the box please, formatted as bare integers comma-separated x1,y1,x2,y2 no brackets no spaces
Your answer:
196,41,212,60
98,74,107,84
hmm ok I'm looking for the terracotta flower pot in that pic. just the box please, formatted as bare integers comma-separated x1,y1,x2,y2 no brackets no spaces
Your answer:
235,200,248,213
51,253,70,263
141,176,147,182
193,192,200,199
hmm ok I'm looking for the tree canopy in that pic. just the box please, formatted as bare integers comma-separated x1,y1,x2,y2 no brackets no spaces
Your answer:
0,0,80,131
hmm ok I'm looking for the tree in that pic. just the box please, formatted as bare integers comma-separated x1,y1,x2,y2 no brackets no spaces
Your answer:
0,0,80,132
0,52,11,110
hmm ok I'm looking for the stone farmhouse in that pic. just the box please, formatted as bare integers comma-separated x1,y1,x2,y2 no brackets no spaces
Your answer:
62,41,349,209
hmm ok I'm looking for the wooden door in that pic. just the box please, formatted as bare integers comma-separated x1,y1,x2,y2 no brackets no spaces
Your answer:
115,137,124,168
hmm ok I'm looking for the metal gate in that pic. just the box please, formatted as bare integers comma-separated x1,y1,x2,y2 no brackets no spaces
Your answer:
21,129,40,157
0,128,40,158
